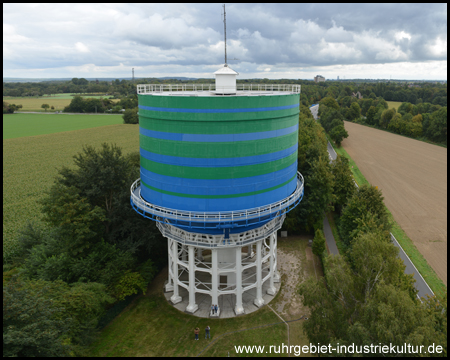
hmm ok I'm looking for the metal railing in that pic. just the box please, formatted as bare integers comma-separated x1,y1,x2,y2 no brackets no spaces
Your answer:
137,83,301,94
157,214,285,248
131,172,303,229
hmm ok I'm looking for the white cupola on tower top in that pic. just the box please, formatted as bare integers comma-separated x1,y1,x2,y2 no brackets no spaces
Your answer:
214,65,239,94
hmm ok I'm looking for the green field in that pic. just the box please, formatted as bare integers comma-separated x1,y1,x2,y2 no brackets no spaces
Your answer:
327,136,446,297
3,94,117,112
3,113,123,139
386,101,402,111
3,120,140,260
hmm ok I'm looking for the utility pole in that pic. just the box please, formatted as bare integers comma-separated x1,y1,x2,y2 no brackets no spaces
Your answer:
132,68,135,82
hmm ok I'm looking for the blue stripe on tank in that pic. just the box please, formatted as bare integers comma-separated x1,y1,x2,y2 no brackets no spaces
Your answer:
139,162,297,196
138,103,299,113
139,144,298,167
140,177,298,211
139,123,298,142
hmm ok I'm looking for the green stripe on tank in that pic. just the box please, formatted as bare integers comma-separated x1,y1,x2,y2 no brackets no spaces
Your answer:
141,174,297,199
139,114,299,135
139,131,298,158
140,151,297,179
138,106,298,122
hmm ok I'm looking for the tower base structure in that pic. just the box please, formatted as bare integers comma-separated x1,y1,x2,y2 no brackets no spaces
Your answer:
160,215,284,317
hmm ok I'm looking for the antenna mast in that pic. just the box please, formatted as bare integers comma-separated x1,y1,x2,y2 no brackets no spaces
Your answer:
223,4,227,66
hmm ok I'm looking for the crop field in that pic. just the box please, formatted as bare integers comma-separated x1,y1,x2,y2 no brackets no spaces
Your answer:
3,94,117,112
3,113,123,139
3,123,140,260
386,101,402,111
342,121,447,286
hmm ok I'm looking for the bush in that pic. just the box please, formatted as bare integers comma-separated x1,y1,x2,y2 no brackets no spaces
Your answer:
123,108,139,124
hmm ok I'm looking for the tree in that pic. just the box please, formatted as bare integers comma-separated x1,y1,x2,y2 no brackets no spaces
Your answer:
312,229,326,259
379,108,396,129
111,270,147,301
365,106,377,125
426,107,447,144
296,156,334,232
331,155,355,214
39,185,106,255
123,108,139,124
347,102,361,121
319,96,340,114
339,184,391,248
56,143,131,230
329,124,348,147
41,104,50,112
3,277,72,357
64,95,84,113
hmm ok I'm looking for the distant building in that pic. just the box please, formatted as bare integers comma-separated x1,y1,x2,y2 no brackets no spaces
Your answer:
314,75,325,83
352,91,363,99
337,76,339,80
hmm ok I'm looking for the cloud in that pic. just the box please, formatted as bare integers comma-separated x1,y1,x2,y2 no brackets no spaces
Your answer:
2,3,447,80
75,42,90,53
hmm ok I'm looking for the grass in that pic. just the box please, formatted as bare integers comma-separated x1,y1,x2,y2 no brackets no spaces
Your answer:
3,94,117,112
386,101,402,111
88,236,317,357
3,123,140,261
326,137,447,297
3,113,123,139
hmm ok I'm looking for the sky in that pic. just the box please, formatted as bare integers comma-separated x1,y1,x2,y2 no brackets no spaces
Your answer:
3,3,448,80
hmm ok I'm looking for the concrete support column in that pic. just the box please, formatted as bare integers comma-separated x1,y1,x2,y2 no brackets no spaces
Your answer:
170,240,182,304
267,233,276,295
165,238,174,292
197,247,203,261
211,249,218,307
181,245,187,262
247,244,253,257
254,240,264,307
235,247,244,315
273,234,281,283
186,245,198,313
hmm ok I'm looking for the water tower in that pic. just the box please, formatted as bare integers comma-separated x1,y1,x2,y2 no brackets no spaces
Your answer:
130,7,303,316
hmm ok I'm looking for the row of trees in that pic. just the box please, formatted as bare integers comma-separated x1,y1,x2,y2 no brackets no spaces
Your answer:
4,78,446,108
283,107,354,234
63,95,138,113
294,108,447,355
318,88,446,146
362,102,447,145
300,183,447,356
3,101,22,113
4,143,166,356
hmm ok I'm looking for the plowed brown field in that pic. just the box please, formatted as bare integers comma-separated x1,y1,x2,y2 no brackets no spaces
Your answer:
342,121,447,285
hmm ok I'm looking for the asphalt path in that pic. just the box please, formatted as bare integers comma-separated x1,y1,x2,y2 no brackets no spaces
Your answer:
309,104,434,299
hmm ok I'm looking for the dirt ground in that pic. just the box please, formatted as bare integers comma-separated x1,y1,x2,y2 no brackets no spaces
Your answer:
342,122,447,285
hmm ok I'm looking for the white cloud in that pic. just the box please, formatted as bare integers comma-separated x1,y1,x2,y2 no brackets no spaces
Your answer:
75,42,90,53
394,31,412,41
428,37,447,57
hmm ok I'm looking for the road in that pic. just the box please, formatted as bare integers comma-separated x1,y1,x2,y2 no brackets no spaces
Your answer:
308,104,434,299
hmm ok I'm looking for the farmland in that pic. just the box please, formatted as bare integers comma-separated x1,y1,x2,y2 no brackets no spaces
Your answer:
342,121,447,285
3,94,117,112
3,113,123,139
3,120,140,260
